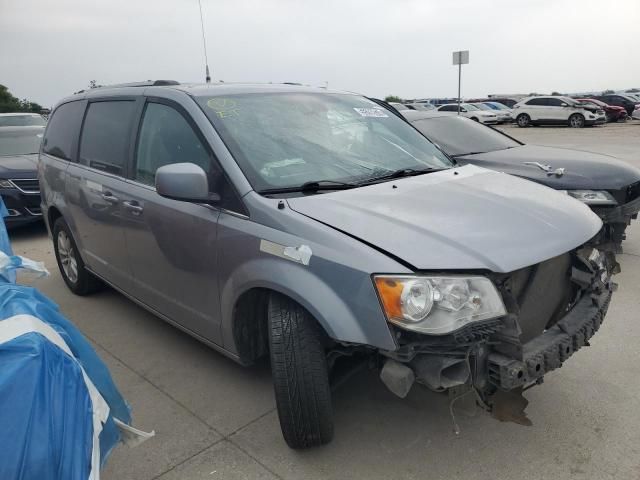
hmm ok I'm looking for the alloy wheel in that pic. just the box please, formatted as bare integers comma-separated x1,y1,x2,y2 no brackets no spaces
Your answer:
57,230,78,284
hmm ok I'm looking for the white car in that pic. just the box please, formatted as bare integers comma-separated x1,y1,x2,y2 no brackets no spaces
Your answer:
469,102,512,124
436,103,498,124
512,96,606,128
632,105,640,120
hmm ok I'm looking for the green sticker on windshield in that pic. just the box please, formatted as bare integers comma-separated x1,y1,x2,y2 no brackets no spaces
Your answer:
207,98,240,119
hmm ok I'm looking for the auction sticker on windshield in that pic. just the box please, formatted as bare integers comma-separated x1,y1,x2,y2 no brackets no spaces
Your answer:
353,107,388,118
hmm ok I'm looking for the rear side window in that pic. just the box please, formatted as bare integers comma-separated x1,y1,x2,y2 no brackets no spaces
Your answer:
439,105,456,111
43,101,85,160
525,98,546,106
546,98,563,107
79,101,136,175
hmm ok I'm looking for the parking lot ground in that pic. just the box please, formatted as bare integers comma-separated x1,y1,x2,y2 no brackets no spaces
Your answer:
9,121,640,480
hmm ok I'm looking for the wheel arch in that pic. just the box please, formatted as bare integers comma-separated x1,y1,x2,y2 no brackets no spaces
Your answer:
221,258,396,364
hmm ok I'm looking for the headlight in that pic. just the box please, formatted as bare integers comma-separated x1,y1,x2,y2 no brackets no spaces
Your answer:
566,190,617,206
374,275,506,335
0,180,13,189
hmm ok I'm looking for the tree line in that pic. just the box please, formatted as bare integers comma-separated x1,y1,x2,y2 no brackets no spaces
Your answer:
0,85,43,113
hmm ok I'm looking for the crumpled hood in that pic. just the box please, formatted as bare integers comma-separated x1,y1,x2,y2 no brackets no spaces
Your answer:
456,145,640,190
288,165,602,273
0,154,38,175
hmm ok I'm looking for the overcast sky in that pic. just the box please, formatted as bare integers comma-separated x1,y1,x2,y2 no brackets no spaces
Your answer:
1,0,639,107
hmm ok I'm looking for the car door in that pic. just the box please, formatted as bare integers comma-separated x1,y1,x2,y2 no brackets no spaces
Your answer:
65,99,138,289
545,97,566,121
121,99,228,343
524,98,546,120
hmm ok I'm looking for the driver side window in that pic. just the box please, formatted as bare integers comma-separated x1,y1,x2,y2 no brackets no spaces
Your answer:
135,102,213,186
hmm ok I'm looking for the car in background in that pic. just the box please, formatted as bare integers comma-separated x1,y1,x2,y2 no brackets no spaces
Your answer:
469,97,518,108
588,94,639,117
633,106,640,121
513,96,606,128
404,102,434,111
436,103,498,124
400,110,640,253
0,113,47,127
574,98,627,123
469,102,512,124
0,126,43,227
388,102,412,112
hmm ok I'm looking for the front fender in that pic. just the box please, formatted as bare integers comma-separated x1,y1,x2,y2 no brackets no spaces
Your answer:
220,255,397,355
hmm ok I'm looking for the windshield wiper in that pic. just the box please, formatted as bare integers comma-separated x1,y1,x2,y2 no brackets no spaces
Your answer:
358,167,444,186
257,179,358,195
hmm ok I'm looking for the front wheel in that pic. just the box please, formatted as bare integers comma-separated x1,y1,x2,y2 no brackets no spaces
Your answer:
516,113,531,127
53,218,103,295
269,293,334,449
569,113,585,128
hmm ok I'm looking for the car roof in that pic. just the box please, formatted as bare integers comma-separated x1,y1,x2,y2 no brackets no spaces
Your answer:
0,125,45,134
59,82,355,105
0,112,43,117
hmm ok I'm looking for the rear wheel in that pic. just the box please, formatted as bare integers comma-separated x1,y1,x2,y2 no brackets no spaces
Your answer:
569,113,585,128
53,218,102,295
268,293,334,449
516,113,531,127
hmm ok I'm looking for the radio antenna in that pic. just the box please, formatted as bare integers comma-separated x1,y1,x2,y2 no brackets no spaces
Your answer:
197,0,211,83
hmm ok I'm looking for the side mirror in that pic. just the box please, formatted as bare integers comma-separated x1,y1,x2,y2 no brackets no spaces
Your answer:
155,163,220,203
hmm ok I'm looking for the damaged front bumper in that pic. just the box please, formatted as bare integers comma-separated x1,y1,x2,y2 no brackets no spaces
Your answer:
592,193,640,253
378,247,617,423
487,287,611,390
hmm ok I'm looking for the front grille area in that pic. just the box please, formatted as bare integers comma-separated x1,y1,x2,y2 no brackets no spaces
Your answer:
501,253,573,343
10,178,40,194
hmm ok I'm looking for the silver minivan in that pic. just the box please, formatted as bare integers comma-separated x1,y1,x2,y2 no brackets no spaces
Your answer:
39,82,615,448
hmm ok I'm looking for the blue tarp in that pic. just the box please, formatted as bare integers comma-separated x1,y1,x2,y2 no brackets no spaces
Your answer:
0,198,132,479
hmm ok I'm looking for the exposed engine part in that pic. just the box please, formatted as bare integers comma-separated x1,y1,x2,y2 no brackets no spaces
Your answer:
380,359,415,398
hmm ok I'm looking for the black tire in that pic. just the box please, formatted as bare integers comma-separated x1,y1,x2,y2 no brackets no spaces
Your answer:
52,217,102,295
516,113,531,127
569,113,585,128
470,117,479,122
268,293,334,449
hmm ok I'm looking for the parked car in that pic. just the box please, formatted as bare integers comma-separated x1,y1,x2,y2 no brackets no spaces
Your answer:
574,98,627,122
469,102,512,124
41,82,615,449
404,102,434,111
437,103,498,124
633,105,640,121
0,126,44,227
513,96,606,127
0,113,47,127
588,94,639,116
388,102,411,112
400,110,640,253
469,97,518,108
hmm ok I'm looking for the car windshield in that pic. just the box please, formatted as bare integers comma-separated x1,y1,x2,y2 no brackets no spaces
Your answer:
472,104,492,111
0,128,44,155
463,104,480,111
198,92,452,191
0,115,46,127
412,116,520,156
490,103,509,110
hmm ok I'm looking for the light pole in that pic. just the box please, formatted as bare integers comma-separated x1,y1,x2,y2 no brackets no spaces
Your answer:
452,50,469,114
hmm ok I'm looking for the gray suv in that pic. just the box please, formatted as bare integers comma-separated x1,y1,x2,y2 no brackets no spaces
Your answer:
39,82,615,448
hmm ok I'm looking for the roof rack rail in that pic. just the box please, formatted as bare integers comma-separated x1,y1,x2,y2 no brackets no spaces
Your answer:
76,80,180,93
